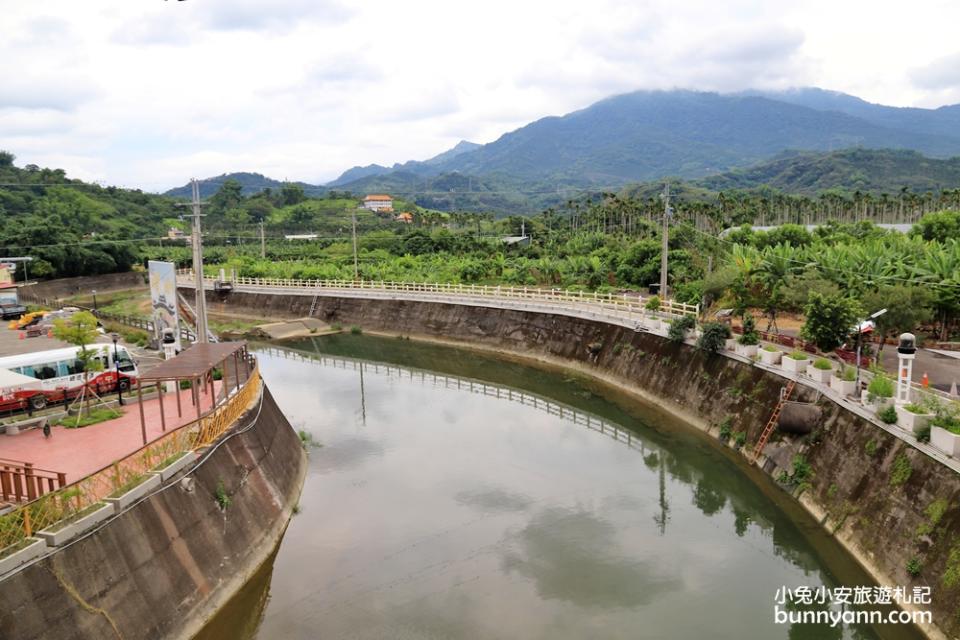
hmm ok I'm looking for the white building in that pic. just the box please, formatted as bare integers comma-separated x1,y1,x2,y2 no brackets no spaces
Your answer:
362,194,393,212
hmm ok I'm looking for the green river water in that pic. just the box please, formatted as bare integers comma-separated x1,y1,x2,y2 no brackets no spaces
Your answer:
195,334,925,640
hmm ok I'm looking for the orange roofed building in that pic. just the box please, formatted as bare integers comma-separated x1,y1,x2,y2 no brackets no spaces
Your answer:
362,194,393,212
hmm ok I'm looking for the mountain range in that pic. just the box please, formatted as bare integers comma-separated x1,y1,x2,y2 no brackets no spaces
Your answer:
165,87,960,211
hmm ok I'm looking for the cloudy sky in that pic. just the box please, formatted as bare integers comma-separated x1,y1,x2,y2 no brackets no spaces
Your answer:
2,0,959,191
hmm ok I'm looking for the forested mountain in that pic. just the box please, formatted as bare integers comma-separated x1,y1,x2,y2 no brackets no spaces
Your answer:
0,151,177,279
326,139,481,187
423,90,960,184
741,88,960,139
697,149,960,194
165,172,326,199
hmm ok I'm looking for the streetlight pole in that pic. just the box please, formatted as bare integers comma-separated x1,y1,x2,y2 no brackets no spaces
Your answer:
855,308,888,391
91,289,97,312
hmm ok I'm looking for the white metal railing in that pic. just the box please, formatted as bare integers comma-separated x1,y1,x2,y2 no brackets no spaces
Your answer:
175,269,699,320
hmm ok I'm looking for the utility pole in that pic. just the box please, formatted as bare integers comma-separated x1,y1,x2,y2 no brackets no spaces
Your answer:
260,220,265,259
351,210,359,280
179,179,210,344
659,183,672,300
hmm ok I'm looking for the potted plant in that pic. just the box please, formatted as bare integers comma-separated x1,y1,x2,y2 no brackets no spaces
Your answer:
759,344,782,365
736,315,760,357
668,315,696,343
830,365,857,397
930,413,960,457
782,350,808,373
865,374,895,412
807,357,833,383
896,402,934,435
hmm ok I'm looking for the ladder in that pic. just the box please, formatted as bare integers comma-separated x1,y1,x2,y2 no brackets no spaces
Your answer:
308,295,320,317
751,380,796,465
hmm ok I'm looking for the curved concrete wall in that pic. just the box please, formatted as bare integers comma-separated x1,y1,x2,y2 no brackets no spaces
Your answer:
208,290,960,640
0,386,306,640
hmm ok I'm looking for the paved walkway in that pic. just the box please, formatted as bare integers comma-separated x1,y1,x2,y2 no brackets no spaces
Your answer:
0,382,222,484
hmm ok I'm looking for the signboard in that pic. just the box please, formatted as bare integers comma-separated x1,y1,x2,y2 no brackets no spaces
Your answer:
148,260,181,351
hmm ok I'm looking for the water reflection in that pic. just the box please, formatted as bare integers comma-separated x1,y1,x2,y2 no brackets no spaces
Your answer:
199,336,922,640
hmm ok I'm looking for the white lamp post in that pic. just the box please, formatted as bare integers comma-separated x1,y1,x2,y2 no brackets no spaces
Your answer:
854,308,887,390
896,332,917,405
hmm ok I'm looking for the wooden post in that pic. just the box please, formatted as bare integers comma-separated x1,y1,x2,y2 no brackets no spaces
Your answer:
193,382,201,420
157,381,166,432
24,463,36,501
233,352,241,393
137,382,147,446
175,379,182,418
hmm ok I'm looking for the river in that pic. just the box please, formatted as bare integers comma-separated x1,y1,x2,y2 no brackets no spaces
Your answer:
195,334,924,640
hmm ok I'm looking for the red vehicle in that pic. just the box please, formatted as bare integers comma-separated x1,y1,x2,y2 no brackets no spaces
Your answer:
0,345,139,412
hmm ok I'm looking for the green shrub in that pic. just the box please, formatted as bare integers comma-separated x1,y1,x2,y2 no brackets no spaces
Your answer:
864,439,878,457
762,344,779,352
718,417,733,442
890,452,913,487
841,366,856,382
788,351,808,361
738,315,759,346
668,315,696,343
733,431,747,448
697,322,731,353
813,358,833,371
916,424,931,443
350,325,363,335
645,295,661,311
878,405,898,424
179,379,192,389
214,481,232,510
907,557,922,577
932,414,960,435
867,375,894,399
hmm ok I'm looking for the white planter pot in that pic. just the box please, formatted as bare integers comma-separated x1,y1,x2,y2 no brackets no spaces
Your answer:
931,426,960,457
0,537,46,576
830,376,856,397
725,338,737,351
37,503,113,547
736,343,758,358
806,364,832,383
782,356,807,373
759,349,782,365
104,474,162,513
895,407,932,435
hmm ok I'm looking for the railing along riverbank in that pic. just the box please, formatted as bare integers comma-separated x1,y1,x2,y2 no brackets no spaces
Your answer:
176,270,700,321
0,359,262,556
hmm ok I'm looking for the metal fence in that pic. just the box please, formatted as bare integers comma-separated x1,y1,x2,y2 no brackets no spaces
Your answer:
176,270,700,319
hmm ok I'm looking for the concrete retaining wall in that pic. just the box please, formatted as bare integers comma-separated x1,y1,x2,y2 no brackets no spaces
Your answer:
0,386,306,640
206,289,960,639
24,271,147,300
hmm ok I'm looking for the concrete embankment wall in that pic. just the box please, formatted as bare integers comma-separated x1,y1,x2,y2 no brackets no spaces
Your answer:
206,289,960,639
25,271,147,300
0,386,306,640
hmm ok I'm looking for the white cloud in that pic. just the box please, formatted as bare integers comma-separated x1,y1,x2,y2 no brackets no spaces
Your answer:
1,0,958,191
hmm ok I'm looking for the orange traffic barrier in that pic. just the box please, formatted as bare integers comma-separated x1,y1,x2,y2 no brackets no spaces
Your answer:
922,373,930,388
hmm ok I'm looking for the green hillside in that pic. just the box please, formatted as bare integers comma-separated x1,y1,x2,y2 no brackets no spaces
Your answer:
697,149,960,194
0,151,177,279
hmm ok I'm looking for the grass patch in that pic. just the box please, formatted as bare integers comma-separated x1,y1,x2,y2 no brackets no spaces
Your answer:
0,538,38,560
865,439,878,457
152,452,189,472
54,407,123,429
890,452,913,487
917,498,949,538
